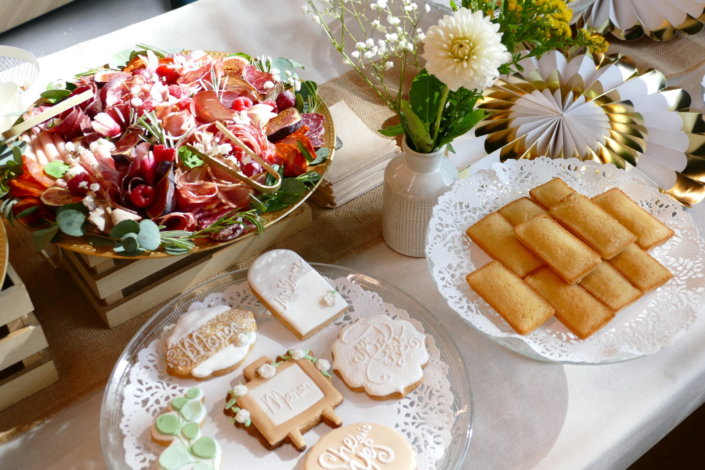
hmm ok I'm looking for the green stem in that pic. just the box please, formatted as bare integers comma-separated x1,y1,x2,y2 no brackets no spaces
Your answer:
431,85,450,148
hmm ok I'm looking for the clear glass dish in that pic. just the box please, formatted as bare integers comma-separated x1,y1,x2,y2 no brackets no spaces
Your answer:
100,264,473,469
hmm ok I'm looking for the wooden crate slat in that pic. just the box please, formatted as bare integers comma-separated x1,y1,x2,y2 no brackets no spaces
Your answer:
0,360,59,411
80,252,115,271
0,324,48,372
63,204,312,327
0,264,34,326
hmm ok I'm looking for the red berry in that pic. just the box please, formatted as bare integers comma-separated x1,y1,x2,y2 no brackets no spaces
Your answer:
67,173,91,196
153,144,176,163
240,161,262,177
156,64,180,84
130,184,156,208
168,84,183,98
275,90,296,110
231,96,254,111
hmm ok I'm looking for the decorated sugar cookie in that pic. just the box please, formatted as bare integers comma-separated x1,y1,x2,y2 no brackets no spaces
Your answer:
247,249,348,339
166,305,257,380
303,423,416,470
332,314,429,399
223,349,343,451
151,387,221,470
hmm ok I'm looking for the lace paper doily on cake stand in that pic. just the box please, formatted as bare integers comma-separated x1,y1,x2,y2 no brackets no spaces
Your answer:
426,157,705,363
118,276,456,470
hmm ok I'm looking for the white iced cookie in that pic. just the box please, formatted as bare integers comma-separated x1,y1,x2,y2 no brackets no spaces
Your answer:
332,314,429,399
247,249,348,339
303,423,416,470
166,305,257,380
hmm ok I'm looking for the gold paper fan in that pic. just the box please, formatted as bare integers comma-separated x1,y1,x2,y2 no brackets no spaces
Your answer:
475,51,705,206
570,0,705,41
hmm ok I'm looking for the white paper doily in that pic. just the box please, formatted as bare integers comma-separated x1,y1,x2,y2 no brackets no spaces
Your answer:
426,157,705,363
117,276,456,470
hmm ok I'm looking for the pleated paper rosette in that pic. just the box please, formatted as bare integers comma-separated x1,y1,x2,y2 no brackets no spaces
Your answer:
475,50,705,206
570,0,705,41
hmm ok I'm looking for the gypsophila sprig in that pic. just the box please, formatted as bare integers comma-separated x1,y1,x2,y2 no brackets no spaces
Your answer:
305,0,425,111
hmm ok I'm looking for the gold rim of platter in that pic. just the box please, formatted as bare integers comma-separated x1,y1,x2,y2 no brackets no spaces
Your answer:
571,1,705,41
0,219,7,285
33,50,336,259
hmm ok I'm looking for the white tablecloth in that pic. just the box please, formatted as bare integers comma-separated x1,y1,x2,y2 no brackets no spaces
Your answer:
3,0,705,469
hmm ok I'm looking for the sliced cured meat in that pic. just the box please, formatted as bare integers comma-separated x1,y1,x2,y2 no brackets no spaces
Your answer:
155,211,198,231
301,112,325,148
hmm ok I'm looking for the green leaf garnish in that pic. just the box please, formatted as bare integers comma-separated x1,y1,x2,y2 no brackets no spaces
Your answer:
56,209,86,237
110,219,139,239
43,161,70,178
178,146,204,169
137,219,161,251
40,89,72,104
31,225,59,250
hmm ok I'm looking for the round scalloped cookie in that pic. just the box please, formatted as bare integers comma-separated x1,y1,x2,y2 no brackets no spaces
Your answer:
331,314,429,399
303,422,416,470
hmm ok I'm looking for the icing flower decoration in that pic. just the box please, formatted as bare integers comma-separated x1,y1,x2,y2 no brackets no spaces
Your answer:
257,363,276,379
316,358,331,373
422,8,510,92
234,409,251,424
236,332,253,346
321,290,337,307
232,384,248,397
289,348,306,360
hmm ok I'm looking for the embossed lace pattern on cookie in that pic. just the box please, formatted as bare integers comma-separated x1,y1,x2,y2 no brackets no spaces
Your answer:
333,315,429,397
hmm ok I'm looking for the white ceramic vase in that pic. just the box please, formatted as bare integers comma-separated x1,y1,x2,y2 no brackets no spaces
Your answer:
382,137,458,257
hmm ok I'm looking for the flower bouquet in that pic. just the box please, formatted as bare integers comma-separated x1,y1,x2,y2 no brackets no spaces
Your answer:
0,46,333,257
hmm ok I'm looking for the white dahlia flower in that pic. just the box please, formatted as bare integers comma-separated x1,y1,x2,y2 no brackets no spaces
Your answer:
422,8,510,92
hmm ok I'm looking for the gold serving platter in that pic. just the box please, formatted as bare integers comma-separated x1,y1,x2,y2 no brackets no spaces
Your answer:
13,51,335,259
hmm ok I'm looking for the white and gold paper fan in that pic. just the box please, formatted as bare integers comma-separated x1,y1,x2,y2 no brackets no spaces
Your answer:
476,50,705,206
570,0,705,41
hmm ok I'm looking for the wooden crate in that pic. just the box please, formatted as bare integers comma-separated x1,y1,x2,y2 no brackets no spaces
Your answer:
0,264,59,411
62,204,313,328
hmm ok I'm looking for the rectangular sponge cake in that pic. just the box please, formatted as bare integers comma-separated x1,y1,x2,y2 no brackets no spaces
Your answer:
529,178,576,209
514,214,601,284
549,193,636,259
498,197,547,226
525,267,615,340
466,261,555,335
466,212,543,277
592,188,674,250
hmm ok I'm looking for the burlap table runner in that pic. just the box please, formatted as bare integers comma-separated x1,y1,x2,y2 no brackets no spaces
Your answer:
0,69,395,441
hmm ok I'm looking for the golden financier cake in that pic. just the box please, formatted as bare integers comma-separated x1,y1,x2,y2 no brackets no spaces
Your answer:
498,196,546,226
549,193,636,259
466,212,543,277
514,214,601,284
248,249,348,339
580,262,643,311
332,314,429,400
525,267,615,339
304,423,417,470
609,244,673,292
592,188,674,249
165,305,257,380
466,260,555,335
529,177,576,209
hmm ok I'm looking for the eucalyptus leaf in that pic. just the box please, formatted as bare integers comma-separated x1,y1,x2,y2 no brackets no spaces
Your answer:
43,160,70,178
118,232,143,256
87,234,117,248
109,49,134,69
110,219,140,239
31,225,59,250
310,147,329,165
56,209,86,237
137,219,161,251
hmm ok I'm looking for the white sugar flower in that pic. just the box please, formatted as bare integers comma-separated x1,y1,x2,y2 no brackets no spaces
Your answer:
235,409,251,424
232,384,248,397
316,358,331,372
289,349,306,360
422,8,510,92
257,363,276,379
